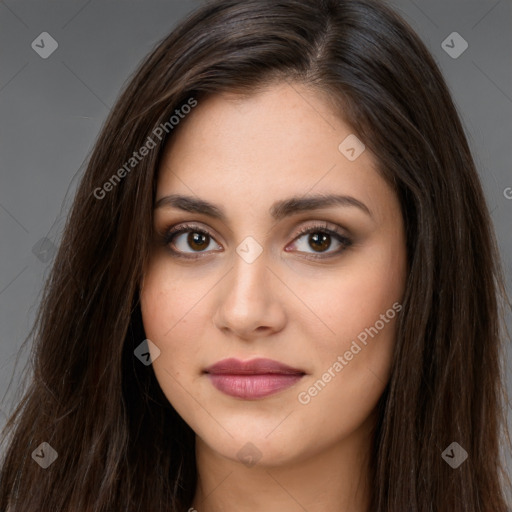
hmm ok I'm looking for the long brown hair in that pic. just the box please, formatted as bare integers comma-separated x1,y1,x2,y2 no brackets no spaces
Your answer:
1,0,510,510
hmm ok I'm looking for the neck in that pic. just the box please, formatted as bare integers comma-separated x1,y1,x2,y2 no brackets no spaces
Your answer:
190,415,374,512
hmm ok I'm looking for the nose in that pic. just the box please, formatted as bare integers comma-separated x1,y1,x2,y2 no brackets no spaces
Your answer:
212,249,287,341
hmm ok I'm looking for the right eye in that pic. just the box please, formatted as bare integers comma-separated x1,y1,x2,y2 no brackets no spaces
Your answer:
163,223,223,259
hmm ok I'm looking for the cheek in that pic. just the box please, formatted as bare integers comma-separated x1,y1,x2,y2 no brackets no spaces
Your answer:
292,237,405,419
140,254,210,342
139,255,214,392
140,259,185,368
297,236,405,353
140,259,223,433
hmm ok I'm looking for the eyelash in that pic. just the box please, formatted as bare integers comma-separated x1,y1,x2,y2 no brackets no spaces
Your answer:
160,222,353,261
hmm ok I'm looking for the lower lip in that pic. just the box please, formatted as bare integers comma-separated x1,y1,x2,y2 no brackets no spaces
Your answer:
206,373,304,399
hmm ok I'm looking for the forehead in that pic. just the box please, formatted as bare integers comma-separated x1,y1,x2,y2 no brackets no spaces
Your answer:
156,82,393,223
161,82,356,167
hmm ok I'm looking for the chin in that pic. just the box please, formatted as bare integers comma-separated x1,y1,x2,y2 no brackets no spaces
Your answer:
200,429,306,468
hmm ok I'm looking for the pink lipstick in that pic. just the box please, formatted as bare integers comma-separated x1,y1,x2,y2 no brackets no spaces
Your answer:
204,357,305,400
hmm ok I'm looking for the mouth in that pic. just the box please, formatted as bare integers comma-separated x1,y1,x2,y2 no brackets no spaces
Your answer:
203,358,306,400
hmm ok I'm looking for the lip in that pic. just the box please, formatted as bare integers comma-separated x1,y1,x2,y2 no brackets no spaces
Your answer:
204,358,306,400
204,357,305,375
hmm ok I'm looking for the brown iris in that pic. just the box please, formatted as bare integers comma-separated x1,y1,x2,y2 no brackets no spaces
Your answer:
308,232,331,252
188,232,209,251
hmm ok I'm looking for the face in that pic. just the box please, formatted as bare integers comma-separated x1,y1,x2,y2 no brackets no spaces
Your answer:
140,81,407,467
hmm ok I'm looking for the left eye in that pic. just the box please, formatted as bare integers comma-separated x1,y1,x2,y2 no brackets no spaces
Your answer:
289,228,351,256
162,223,352,259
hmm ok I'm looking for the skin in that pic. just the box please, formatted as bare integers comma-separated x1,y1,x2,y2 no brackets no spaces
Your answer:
140,81,407,512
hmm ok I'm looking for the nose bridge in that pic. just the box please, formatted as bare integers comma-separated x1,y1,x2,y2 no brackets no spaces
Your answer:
228,238,270,302
212,237,283,337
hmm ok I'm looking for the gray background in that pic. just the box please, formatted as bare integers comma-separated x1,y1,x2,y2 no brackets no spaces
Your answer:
0,0,511,473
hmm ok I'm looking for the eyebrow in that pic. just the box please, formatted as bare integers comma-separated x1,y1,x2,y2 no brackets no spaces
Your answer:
154,193,372,221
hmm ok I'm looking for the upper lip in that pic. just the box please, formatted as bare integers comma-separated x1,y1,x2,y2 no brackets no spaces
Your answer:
204,358,305,375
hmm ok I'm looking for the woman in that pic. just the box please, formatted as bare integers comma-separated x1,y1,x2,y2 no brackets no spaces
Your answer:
1,0,510,510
